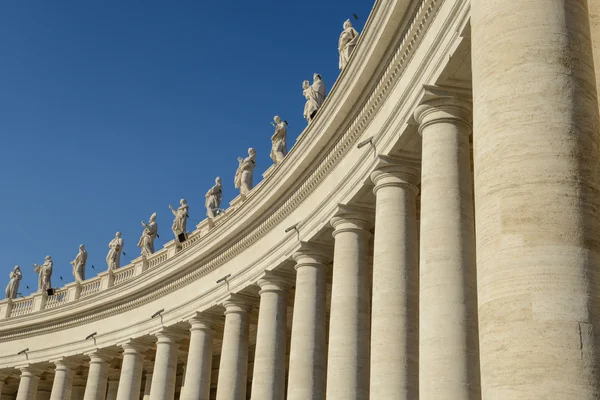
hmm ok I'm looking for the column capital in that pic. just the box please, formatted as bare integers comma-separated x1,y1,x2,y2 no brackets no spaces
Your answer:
152,327,185,344
222,294,254,315
292,241,332,267
85,349,119,364
118,338,152,355
330,204,374,237
371,155,420,195
257,271,293,294
16,365,43,377
187,313,216,332
414,85,472,134
50,357,80,371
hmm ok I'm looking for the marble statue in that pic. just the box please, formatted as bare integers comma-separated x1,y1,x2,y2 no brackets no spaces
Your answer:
106,232,124,271
33,256,53,293
303,74,326,122
205,177,223,218
170,199,189,244
138,213,158,256
338,19,359,69
5,266,22,299
270,116,288,164
234,148,257,195
70,244,87,283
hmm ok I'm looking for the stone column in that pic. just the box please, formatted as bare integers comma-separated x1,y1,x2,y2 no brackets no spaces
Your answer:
83,352,111,400
589,0,600,105
180,315,214,400
250,273,289,400
215,297,252,400
149,330,181,400
15,367,41,400
115,342,146,400
287,243,330,400
49,360,76,400
369,156,420,400
0,375,5,397
326,205,372,400
471,0,600,398
141,362,153,400
105,375,118,400
414,89,480,400
70,376,86,400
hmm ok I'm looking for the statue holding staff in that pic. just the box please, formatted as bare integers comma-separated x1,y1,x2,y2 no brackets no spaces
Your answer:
138,213,158,256
70,244,87,283
33,256,53,293
205,178,223,219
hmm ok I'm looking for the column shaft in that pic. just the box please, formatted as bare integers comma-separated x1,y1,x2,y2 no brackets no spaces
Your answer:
105,380,118,400
215,299,251,400
149,332,180,400
369,159,419,399
16,368,40,400
116,344,145,400
472,0,600,398
287,246,329,400
180,318,214,400
326,208,372,400
142,373,152,400
251,276,288,400
49,362,75,400
83,354,110,400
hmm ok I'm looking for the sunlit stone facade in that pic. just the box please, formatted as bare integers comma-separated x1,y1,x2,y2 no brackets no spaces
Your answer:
2,0,600,399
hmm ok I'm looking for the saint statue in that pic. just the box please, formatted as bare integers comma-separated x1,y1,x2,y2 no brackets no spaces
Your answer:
303,74,326,123
270,116,288,164
5,266,22,299
138,213,158,256
312,73,326,107
70,244,88,283
234,148,257,196
33,256,53,293
205,177,223,219
169,199,189,244
338,19,359,70
106,232,124,271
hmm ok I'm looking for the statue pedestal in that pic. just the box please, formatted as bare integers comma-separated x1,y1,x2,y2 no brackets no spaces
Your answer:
99,270,115,290
0,299,12,319
65,282,82,302
32,291,48,312
229,194,247,210
134,256,149,276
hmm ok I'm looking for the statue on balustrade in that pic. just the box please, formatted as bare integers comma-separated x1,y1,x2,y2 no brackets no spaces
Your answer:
205,177,222,219
5,266,22,299
338,19,359,70
70,244,88,283
270,116,288,164
303,74,326,123
138,212,158,256
33,256,53,293
106,232,124,271
234,148,257,196
170,199,189,245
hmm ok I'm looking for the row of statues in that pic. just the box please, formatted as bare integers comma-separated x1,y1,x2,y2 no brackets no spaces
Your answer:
4,19,360,301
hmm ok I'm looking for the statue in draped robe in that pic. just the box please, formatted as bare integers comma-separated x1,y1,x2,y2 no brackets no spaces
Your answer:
270,116,288,164
106,232,124,271
70,244,87,283
234,148,257,196
33,256,53,293
170,199,189,245
303,80,320,123
338,19,359,69
312,73,326,107
205,177,223,219
5,266,22,299
138,213,158,256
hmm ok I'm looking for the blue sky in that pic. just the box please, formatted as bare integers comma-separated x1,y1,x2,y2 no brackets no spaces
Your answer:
0,1,373,295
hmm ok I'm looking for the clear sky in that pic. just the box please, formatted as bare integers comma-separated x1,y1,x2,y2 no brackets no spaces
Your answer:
0,0,373,295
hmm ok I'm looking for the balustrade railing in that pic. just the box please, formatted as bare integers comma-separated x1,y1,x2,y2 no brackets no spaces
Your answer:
113,265,136,286
45,289,69,309
80,278,102,299
148,249,168,269
9,298,34,317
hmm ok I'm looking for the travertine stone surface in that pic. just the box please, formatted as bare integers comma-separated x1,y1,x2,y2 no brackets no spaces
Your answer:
116,342,146,400
149,331,180,400
142,370,153,400
83,352,110,400
49,361,75,400
472,0,600,398
16,367,40,400
589,0,600,108
105,378,118,400
414,93,480,400
327,207,372,400
251,275,289,400
215,298,251,400
369,156,420,400
180,317,214,400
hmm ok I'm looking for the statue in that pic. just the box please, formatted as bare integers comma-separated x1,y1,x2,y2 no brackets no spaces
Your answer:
33,256,53,293
70,244,87,283
169,199,189,244
270,116,288,164
234,148,257,196
338,19,359,70
205,177,223,218
106,232,124,271
303,74,326,123
5,266,22,299
137,213,158,256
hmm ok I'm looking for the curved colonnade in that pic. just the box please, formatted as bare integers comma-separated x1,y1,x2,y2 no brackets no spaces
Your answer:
2,0,600,399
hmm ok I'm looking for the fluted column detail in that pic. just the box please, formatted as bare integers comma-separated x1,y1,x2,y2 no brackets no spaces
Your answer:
49,360,77,400
116,341,147,400
215,297,252,400
180,316,214,400
369,156,420,399
251,273,290,400
472,0,600,398
287,243,330,400
149,330,181,400
15,367,41,400
326,206,372,400
83,352,111,400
